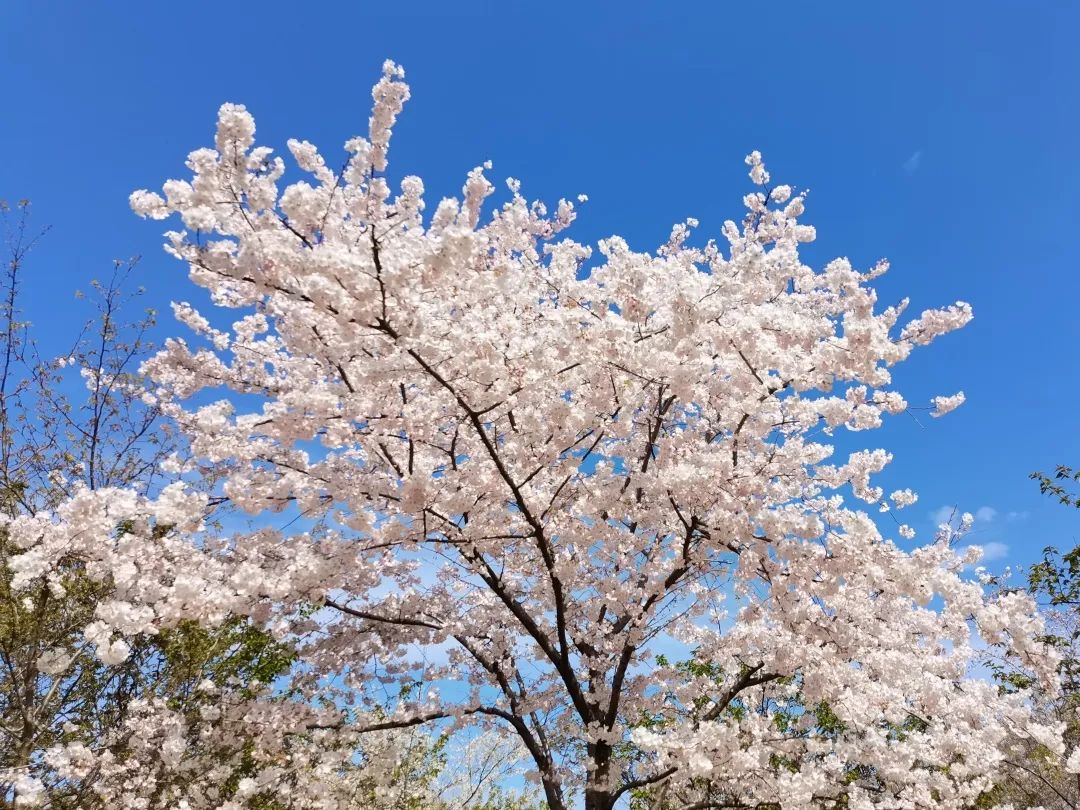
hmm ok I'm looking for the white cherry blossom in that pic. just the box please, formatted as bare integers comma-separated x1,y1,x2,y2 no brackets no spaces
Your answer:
8,60,1060,809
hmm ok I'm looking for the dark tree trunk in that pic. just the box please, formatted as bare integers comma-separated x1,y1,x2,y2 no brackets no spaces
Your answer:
584,741,617,810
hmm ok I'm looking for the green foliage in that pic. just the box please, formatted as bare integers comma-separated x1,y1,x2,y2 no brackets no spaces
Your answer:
155,617,296,703
813,700,846,735
1030,544,1080,607
1031,464,1080,510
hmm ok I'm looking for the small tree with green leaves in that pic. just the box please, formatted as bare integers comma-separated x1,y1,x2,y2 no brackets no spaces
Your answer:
0,203,295,808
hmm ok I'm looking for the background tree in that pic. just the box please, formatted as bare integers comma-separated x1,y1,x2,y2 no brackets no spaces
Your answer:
978,467,1080,809
0,203,296,809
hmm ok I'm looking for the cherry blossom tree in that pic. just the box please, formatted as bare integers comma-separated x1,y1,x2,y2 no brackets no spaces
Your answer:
10,61,1066,808
0,203,302,810
976,473,1080,810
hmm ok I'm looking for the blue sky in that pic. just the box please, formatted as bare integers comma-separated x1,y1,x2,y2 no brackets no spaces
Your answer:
3,1,1079,573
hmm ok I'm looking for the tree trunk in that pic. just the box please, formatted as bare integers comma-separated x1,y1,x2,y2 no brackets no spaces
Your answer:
584,792,616,810
541,772,570,810
584,741,616,810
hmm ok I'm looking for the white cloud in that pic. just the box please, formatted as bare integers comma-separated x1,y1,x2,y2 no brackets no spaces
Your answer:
1006,510,1030,523
903,150,923,175
930,505,997,525
931,505,957,525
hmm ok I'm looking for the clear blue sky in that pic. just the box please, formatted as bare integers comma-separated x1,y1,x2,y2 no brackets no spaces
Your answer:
3,1,1079,572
